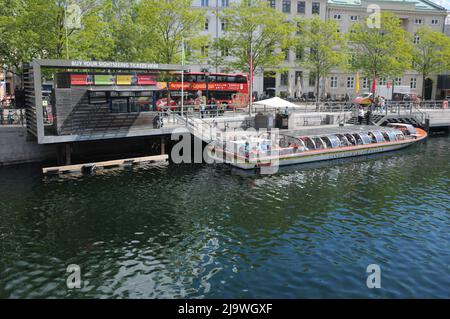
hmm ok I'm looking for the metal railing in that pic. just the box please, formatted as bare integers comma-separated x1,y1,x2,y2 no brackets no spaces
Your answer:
0,108,26,126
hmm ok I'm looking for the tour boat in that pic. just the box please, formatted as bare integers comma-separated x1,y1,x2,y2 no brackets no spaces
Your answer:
207,124,427,170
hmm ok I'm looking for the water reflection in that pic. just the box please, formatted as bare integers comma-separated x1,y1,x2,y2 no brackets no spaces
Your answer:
0,137,449,298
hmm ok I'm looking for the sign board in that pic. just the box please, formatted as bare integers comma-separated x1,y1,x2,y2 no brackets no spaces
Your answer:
137,75,157,85
70,74,94,86
70,60,159,70
116,75,133,85
94,75,116,85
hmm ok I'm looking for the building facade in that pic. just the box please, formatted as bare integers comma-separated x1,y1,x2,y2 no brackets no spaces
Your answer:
191,0,448,100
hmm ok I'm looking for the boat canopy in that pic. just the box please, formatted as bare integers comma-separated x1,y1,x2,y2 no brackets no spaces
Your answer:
370,131,385,143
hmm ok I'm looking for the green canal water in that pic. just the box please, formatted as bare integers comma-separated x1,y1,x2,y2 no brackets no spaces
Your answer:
0,136,449,298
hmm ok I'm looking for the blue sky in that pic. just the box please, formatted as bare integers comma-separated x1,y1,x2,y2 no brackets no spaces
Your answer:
432,0,450,10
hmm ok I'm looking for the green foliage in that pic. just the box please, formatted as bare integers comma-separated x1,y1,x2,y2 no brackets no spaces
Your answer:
220,0,295,74
134,0,208,64
412,26,450,84
0,0,117,73
297,16,347,99
348,12,413,79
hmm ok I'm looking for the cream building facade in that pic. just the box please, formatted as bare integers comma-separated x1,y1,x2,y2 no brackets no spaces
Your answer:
191,0,448,100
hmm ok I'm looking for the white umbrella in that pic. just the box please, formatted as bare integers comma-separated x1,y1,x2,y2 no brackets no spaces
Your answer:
254,97,301,109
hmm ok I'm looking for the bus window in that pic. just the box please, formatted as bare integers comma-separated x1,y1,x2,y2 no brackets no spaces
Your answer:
197,74,206,82
236,76,247,83
185,74,197,82
216,75,227,82
208,75,217,82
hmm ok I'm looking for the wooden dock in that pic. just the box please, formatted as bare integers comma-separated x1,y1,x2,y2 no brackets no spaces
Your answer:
42,155,169,175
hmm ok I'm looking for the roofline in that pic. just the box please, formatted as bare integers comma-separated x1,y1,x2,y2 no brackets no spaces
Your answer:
33,59,187,71
327,0,448,12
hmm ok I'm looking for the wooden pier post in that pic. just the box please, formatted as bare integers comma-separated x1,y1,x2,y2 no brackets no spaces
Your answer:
65,143,72,165
160,136,166,155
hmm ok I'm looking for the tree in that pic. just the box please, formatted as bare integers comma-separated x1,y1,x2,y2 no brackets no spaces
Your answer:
298,16,347,102
220,0,295,80
348,12,413,92
0,0,115,74
412,26,450,99
135,0,208,64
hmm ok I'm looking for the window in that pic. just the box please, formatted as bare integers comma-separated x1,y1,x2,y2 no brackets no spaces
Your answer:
378,77,386,85
295,71,302,84
336,26,341,33
222,0,229,7
297,1,305,14
347,76,354,88
89,91,108,104
312,2,320,15
130,96,152,113
221,46,229,57
350,15,359,21
295,46,303,60
282,0,291,13
309,73,316,87
431,19,439,25
221,21,227,31
414,18,422,24
268,0,276,9
201,45,209,56
414,34,420,44
111,98,128,113
205,18,209,30
348,53,356,66
333,14,342,20
394,77,402,86
410,77,417,89
283,48,290,61
330,76,338,88
362,78,369,89
281,72,289,86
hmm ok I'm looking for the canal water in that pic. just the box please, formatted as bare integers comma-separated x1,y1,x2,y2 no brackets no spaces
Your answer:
0,136,449,298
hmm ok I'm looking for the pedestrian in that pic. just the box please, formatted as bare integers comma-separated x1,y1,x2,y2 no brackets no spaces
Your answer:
358,106,364,125
0,104,3,124
200,103,205,118
365,107,372,125
210,98,217,117
379,96,386,113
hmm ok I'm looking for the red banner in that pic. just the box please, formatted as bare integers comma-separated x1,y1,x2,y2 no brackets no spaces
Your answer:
70,74,93,86
137,75,156,85
169,82,246,92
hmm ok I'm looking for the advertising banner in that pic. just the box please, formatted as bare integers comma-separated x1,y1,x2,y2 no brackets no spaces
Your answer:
137,75,157,85
94,74,116,85
117,75,133,85
70,74,94,86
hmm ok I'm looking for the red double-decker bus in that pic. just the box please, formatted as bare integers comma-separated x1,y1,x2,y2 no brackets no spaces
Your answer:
156,72,250,110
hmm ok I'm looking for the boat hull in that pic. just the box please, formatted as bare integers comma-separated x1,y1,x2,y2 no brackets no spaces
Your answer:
227,142,411,170
208,129,427,170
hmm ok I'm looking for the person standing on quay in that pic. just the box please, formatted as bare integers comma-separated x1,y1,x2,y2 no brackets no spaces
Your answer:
358,106,364,125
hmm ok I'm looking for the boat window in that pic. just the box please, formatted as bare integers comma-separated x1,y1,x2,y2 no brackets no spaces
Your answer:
396,132,405,140
345,134,357,146
322,136,333,148
326,135,340,148
300,137,316,150
352,134,364,145
385,131,398,141
313,137,326,149
370,131,385,143
337,134,350,147
358,133,372,145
